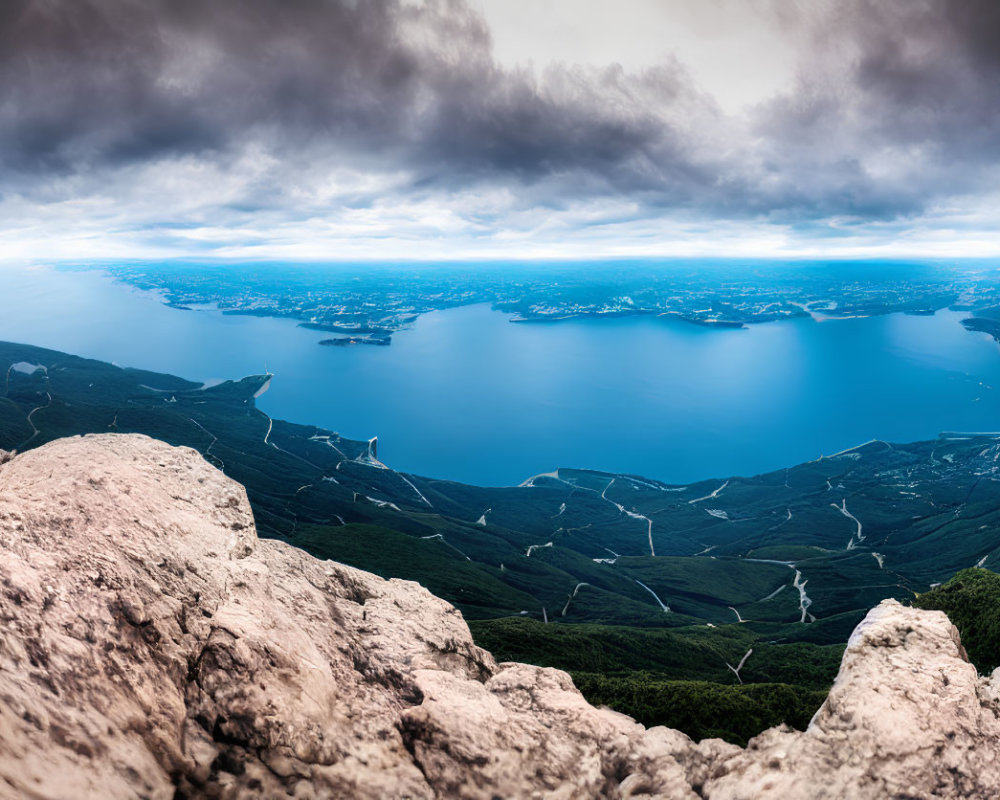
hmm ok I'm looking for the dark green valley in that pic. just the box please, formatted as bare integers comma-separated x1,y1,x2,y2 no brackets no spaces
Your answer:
4,340,999,744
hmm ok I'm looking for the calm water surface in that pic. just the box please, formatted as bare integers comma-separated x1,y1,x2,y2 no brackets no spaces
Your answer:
2,266,1000,486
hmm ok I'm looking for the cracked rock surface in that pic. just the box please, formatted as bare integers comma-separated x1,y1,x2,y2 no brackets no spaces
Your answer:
0,434,998,799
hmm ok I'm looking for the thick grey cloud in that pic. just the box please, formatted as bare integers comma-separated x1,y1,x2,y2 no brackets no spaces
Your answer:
1,0,999,254
0,0,443,169
752,0,1000,219
0,0,725,206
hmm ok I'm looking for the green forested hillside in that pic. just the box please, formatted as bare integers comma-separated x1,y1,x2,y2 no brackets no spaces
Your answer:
3,340,999,743
913,568,1000,674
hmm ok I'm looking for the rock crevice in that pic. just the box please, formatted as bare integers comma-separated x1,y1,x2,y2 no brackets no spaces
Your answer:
0,434,998,799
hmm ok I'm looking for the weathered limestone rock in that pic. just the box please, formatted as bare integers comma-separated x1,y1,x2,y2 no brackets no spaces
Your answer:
0,434,998,799
698,599,1000,799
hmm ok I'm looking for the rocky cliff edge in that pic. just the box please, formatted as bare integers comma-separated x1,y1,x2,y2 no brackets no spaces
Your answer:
1,434,999,799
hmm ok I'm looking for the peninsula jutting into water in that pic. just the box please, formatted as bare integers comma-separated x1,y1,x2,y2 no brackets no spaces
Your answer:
4,263,1000,486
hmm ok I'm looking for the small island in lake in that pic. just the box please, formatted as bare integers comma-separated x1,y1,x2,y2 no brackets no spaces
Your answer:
319,333,392,347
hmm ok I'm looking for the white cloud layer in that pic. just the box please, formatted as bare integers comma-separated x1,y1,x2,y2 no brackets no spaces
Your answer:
2,0,1000,261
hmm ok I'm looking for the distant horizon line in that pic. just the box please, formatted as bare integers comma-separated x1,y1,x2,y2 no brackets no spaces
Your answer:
4,254,999,269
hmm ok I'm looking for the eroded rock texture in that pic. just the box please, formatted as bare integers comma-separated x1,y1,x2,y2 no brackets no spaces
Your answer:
0,434,998,799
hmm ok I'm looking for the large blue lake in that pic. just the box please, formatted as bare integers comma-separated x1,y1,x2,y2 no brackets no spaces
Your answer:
2,265,1000,486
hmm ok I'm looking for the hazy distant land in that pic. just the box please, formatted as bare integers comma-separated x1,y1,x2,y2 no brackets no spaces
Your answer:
94,259,1000,340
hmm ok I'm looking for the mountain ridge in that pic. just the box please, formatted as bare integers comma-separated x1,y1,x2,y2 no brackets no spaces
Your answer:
4,339,1000,743
1,433,999,798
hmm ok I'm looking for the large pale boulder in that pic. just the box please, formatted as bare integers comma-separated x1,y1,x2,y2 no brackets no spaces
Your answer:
697,599,1000,799
0,434,998,799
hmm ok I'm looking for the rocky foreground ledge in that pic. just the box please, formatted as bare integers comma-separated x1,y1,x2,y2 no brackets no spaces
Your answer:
1,435,1000,799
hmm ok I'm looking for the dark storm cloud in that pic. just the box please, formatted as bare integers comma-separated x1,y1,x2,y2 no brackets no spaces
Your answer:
835,0,1000,145
0,0,723,207
2,0,1000,225
0,0,438,168
752,0,1000,219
